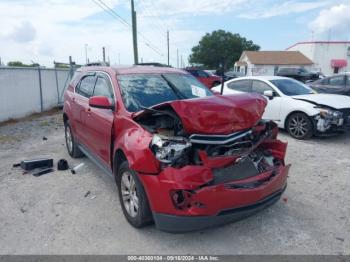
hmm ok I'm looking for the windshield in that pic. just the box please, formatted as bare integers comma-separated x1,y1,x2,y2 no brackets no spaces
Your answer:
270,79,314,96
117,73,213,112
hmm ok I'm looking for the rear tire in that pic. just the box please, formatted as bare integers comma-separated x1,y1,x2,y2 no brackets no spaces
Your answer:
64,120,84,158
116,161,153,228
286,112,313,140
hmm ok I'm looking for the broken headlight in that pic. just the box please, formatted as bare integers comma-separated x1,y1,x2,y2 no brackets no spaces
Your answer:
150,134,191,165
315,107,342,119
314,107,344,132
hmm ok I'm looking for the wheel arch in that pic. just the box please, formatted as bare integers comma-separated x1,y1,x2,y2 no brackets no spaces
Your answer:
113,149,127,175
284,110,312,129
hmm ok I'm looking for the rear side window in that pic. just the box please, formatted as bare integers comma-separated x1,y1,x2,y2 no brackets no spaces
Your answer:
329,75,345,86
197,70,208,77
252,80,273,95
76,75,96,98
93,76,114,99
227,80,252,92
187,70,198,77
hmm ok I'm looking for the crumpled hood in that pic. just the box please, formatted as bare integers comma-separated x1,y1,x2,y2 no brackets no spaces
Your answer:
135,93,267,135
292,94,350,109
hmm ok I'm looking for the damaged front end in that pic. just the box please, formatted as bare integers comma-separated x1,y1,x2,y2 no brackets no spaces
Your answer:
313,106,348,135
133,94,290,232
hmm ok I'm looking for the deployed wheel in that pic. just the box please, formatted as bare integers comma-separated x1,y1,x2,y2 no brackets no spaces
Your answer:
64,120,84,158
286,112,313,140
116,161,153,228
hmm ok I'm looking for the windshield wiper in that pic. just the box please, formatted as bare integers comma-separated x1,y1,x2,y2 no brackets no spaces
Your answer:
161,74,188,99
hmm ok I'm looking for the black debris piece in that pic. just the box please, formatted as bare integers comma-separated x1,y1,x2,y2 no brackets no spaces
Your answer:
12,163,21,168
33,168,54,177
20,158,53,171
84,191,91,198
42,136,48,141
57,159,69,171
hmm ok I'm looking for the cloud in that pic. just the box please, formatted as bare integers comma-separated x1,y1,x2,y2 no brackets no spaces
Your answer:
7,21,36,43
237,0,330,19
139,0,247,17
309,4,350,37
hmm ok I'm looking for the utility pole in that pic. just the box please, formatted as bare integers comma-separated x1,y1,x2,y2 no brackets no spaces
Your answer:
167,30,170,66
177,49,179,68
131,0,138,64
102,46,106,63
84,44,88,64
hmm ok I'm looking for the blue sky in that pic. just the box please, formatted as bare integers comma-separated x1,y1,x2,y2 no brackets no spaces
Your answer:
0,0,350,66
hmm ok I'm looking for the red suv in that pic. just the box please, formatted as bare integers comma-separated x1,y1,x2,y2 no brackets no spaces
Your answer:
185,68,222,88
63,65,290,233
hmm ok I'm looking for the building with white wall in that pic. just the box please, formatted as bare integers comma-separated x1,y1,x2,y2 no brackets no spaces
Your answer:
286,41,350,76
234,51,313,76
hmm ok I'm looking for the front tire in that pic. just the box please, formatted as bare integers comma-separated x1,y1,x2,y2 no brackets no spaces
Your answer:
286,112,313,140
116,161,153,228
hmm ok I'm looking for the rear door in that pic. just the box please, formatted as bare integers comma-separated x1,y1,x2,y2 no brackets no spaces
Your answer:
72,73,96,144
83,72,115,166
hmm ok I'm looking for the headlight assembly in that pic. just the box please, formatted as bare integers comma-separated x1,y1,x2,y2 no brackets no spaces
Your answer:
150,134,191,165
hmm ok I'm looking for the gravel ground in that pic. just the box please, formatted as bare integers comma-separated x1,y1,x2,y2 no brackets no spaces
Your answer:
0,111,349,255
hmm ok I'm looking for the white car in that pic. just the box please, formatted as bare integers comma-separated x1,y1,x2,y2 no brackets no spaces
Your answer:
213,76,350,139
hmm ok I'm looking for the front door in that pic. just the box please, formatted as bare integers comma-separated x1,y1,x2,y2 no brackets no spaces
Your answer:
251,80,282,122
84,73,115,166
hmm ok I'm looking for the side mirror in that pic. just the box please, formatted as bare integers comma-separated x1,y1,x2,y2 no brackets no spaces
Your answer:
89,96,114,110
263,90,274,100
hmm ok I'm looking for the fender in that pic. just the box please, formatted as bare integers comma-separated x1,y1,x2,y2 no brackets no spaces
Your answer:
113,115,160,174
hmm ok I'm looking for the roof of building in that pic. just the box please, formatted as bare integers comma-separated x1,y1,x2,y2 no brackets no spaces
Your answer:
240,51,313,65
286,41,350,50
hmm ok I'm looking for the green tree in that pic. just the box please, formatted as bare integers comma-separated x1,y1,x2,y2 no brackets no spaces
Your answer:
7,61,40,67
189,30,260,72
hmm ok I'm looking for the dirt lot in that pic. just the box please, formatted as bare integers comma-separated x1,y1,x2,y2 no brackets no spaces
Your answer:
0,111,349,255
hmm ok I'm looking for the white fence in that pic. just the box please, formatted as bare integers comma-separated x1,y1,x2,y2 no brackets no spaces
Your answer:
0,67,72,122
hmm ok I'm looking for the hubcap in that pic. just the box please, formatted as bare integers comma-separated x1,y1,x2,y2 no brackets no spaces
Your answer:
121,171,139,218
289,116,308,138
65,126,73,153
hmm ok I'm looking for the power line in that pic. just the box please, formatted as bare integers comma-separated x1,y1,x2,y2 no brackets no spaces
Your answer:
91,0,164,56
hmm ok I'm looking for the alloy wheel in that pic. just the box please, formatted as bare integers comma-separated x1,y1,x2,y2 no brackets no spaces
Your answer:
121,171,139,218
288,115,309,138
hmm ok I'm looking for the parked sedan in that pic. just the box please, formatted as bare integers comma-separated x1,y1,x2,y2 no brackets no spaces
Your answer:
213,76,350,139
276,67,320,83
63,66,290,232
185,68,222,88
308,73,350,96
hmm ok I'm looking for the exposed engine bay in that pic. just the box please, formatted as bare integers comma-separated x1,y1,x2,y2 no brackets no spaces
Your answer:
135,107,283,179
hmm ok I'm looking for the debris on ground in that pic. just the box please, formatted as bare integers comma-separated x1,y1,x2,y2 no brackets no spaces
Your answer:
336,237,345,242
57,159,69,171
84,191,91,198
71,163,85,174
32,168,54,177
18,158,53,171
42,136,48,141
